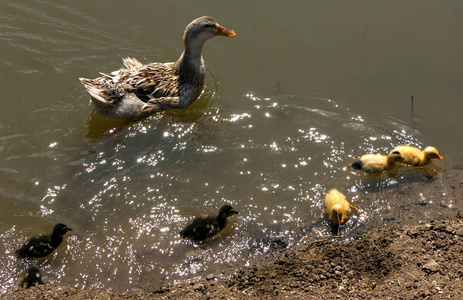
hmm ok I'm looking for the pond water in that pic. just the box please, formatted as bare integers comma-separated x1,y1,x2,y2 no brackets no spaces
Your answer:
1,0,462,295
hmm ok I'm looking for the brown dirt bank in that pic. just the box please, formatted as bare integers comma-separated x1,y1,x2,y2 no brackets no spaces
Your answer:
5,215,463,300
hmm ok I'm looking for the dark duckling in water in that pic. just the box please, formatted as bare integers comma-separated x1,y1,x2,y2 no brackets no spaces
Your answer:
20,265,44,289
180,205,239,241
16,223,73,259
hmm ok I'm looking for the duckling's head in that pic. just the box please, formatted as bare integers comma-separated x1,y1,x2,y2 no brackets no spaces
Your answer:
387,150,404,163
424,146,443,160
331,204,347,225
53,223,73,236
218,205,239,218
183,16,236,51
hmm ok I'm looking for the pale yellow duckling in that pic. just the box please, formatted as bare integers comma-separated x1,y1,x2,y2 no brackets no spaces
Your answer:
348,150,403,174
324,189,359,225
392,145,443,166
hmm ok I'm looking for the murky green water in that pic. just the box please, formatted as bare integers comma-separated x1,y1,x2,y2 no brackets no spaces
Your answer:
1,0,462,295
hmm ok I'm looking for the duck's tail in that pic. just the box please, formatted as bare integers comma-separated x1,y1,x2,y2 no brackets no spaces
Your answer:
350,161,362,170
79,78,115,111
79,78,112,106
15,246,29,259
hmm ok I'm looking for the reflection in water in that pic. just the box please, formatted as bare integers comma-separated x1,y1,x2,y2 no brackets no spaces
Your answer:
83,88,216,143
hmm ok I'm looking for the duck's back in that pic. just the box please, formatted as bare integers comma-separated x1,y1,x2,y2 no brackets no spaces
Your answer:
393,146,423,165
16,236,55,258
359,154,388,173
180,217,220,241
325,190,349,215
93,61,180,101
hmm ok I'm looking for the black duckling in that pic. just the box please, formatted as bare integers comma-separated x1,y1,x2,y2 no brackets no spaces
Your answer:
180,205,239,241
20,265,44,289
16,223,73,259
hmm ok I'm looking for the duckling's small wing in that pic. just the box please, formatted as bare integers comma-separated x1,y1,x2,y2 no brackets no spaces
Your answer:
16,237,52,258
180,220,199,239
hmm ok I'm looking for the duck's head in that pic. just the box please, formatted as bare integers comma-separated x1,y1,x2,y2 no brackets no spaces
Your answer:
332,204,347,224
388,149,404,163
53,223,73,236
183,16,236,52
218,205,239,218
424,146,443,160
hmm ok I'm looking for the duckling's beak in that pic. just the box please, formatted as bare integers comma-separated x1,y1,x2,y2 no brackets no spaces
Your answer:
215,24,236,37
67,227,73,232
437,155,444,160
229,209,239,215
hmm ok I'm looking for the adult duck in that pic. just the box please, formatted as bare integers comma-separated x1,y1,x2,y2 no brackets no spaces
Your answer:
80,16,236,121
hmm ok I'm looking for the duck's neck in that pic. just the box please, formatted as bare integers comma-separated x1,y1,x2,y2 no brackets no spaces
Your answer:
50,233,63,249
216,214,228,229
386,157,398,170
175,35,207,69
172,43,206,108
176,51,204,76
184,36,207,61
422,154,431,165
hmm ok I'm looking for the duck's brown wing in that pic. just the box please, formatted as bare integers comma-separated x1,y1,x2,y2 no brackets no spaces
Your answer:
120,62,179,101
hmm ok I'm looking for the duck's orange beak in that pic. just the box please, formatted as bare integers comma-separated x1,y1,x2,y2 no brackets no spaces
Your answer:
215,24,236,37
437,155,444,160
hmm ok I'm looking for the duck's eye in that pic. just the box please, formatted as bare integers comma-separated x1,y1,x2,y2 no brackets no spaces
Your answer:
203,23,215,28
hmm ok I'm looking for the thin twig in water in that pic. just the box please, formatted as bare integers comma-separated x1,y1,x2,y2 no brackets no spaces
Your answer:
362,20,370,40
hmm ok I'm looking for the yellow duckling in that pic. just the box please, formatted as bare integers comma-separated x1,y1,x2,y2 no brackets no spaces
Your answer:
349,150,403,174
324,189,359,225
392,145,443,166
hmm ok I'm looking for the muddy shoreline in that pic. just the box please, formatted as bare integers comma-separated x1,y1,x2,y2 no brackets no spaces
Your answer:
5,213,463,299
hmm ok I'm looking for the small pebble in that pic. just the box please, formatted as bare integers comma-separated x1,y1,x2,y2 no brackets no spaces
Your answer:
206,274,215,280
422,259,440,272
130,288,144,295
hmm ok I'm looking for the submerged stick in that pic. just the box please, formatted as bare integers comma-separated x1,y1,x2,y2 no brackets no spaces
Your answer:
411,95,414,119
